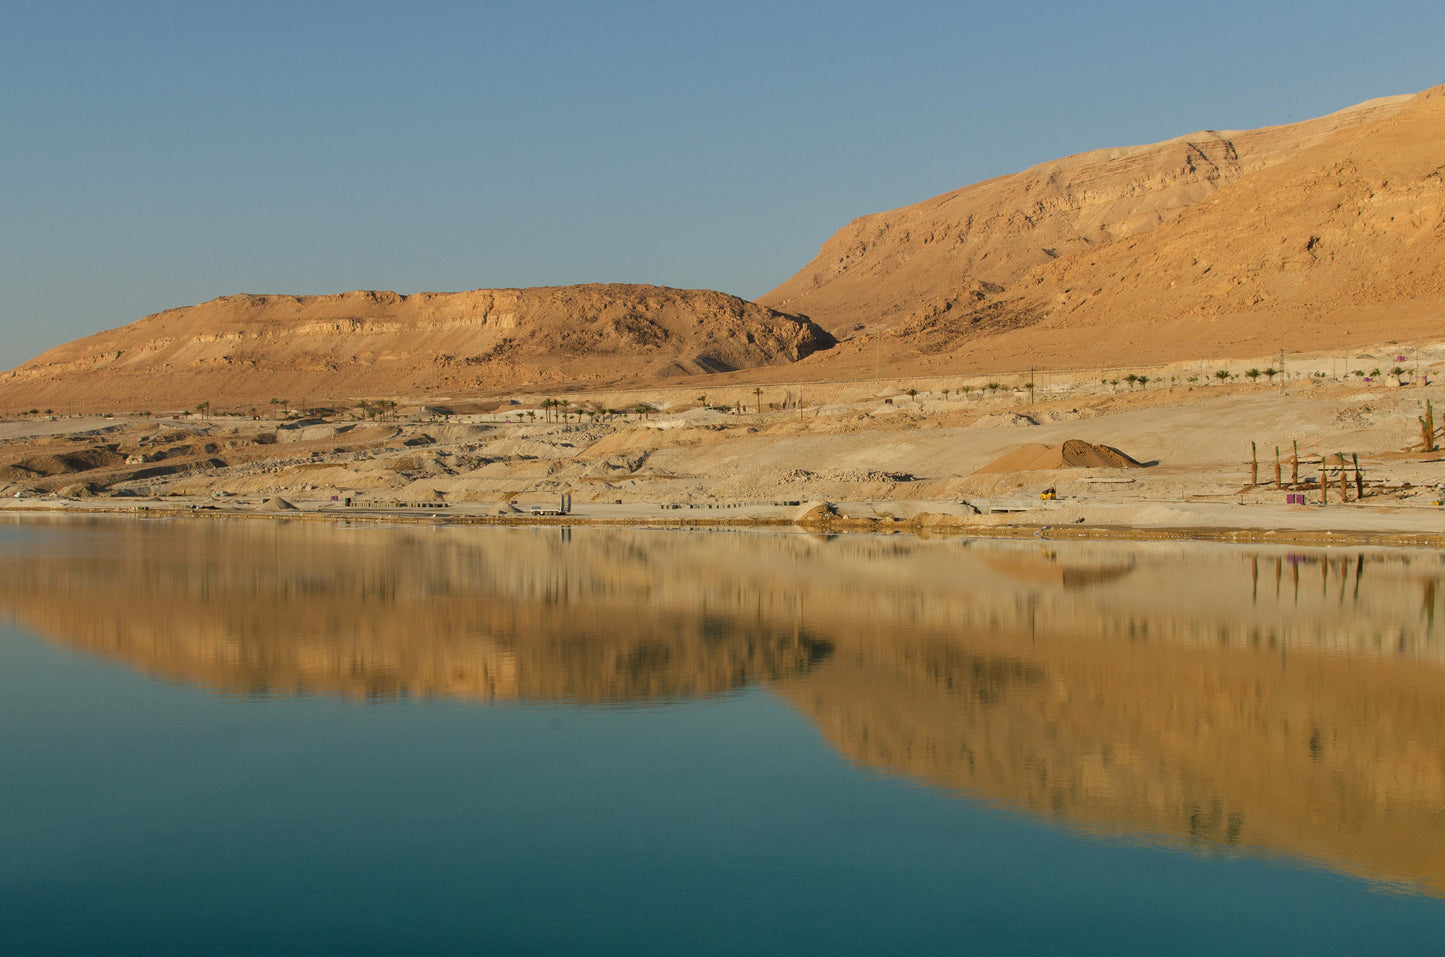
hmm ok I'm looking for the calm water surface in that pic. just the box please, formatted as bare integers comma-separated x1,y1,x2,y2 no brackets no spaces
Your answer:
2,516,1444,954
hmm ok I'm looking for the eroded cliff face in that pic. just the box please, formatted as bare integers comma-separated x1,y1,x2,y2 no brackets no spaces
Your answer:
764,88,1445,372
0,284,835,412
3,519,1445,894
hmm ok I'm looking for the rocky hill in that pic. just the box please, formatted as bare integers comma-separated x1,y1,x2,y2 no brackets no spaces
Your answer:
7,86,1444,408
765,86,1445,373
0,284,834,413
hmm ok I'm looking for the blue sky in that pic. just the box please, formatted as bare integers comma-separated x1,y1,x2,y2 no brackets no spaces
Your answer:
2,0,1441,369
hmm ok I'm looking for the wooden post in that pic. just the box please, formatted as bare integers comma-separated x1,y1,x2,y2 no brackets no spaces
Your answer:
1338,453,1349,501
1353,453,1364,500
1320,458,1328,504
1274,447,1282,488
1251,441,1258,486
1292,440,1299,485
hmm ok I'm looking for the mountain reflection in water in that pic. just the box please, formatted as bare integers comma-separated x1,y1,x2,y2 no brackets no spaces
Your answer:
3,517,1444,896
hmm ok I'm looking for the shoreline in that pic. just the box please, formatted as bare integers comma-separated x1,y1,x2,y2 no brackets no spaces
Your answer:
7,499,1445,550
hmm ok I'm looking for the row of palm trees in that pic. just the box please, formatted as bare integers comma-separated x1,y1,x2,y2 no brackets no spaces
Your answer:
536,400,656,423
357,399,400,421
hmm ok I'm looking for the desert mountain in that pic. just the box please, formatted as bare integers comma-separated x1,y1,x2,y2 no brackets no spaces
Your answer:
7,86,1443,410
0,284,833,412
765,86,1445,372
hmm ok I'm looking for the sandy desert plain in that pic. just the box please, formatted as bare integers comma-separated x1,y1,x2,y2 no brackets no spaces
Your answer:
5,349,1445,547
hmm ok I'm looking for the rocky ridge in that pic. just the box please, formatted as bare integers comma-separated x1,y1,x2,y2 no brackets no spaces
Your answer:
0,284,834,412
764,87,1445,373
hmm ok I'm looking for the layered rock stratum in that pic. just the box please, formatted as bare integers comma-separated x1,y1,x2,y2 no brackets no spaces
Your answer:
0,285,833,412
764,86,1445,372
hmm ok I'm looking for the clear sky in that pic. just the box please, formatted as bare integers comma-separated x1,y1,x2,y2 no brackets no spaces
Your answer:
2,0,1441,370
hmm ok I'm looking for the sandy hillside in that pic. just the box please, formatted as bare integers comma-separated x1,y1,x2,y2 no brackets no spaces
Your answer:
763,87,1445,374
0,284,833,413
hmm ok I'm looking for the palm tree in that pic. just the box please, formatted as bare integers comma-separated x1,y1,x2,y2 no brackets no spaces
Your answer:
1214,369,1231,384
1136,375,1150,388
1124,374,1139,389
1246,368,1262,383
754,387,764,412
1263,367,1279,383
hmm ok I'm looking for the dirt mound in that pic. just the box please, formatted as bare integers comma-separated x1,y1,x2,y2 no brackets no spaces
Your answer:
0,284,835,413
976,439,1145,473
260,497,299,511
792,501,834,523
1060,439,1143,468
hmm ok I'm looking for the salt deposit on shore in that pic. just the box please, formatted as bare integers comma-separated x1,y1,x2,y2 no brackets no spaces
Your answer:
6,358,1445,546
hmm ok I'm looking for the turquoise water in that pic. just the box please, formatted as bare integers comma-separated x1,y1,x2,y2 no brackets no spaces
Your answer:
1,518,1443,953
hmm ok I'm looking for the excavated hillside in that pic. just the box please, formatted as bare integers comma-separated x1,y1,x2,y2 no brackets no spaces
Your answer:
0,284,834,413
764,87,1445,373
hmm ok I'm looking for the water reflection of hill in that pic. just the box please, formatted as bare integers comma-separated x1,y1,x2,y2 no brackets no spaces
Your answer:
2,518,1444,894
0,519,837,702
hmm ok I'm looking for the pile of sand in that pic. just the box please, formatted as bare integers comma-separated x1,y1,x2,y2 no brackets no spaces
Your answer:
260,496,299,510
975,439,1144,473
